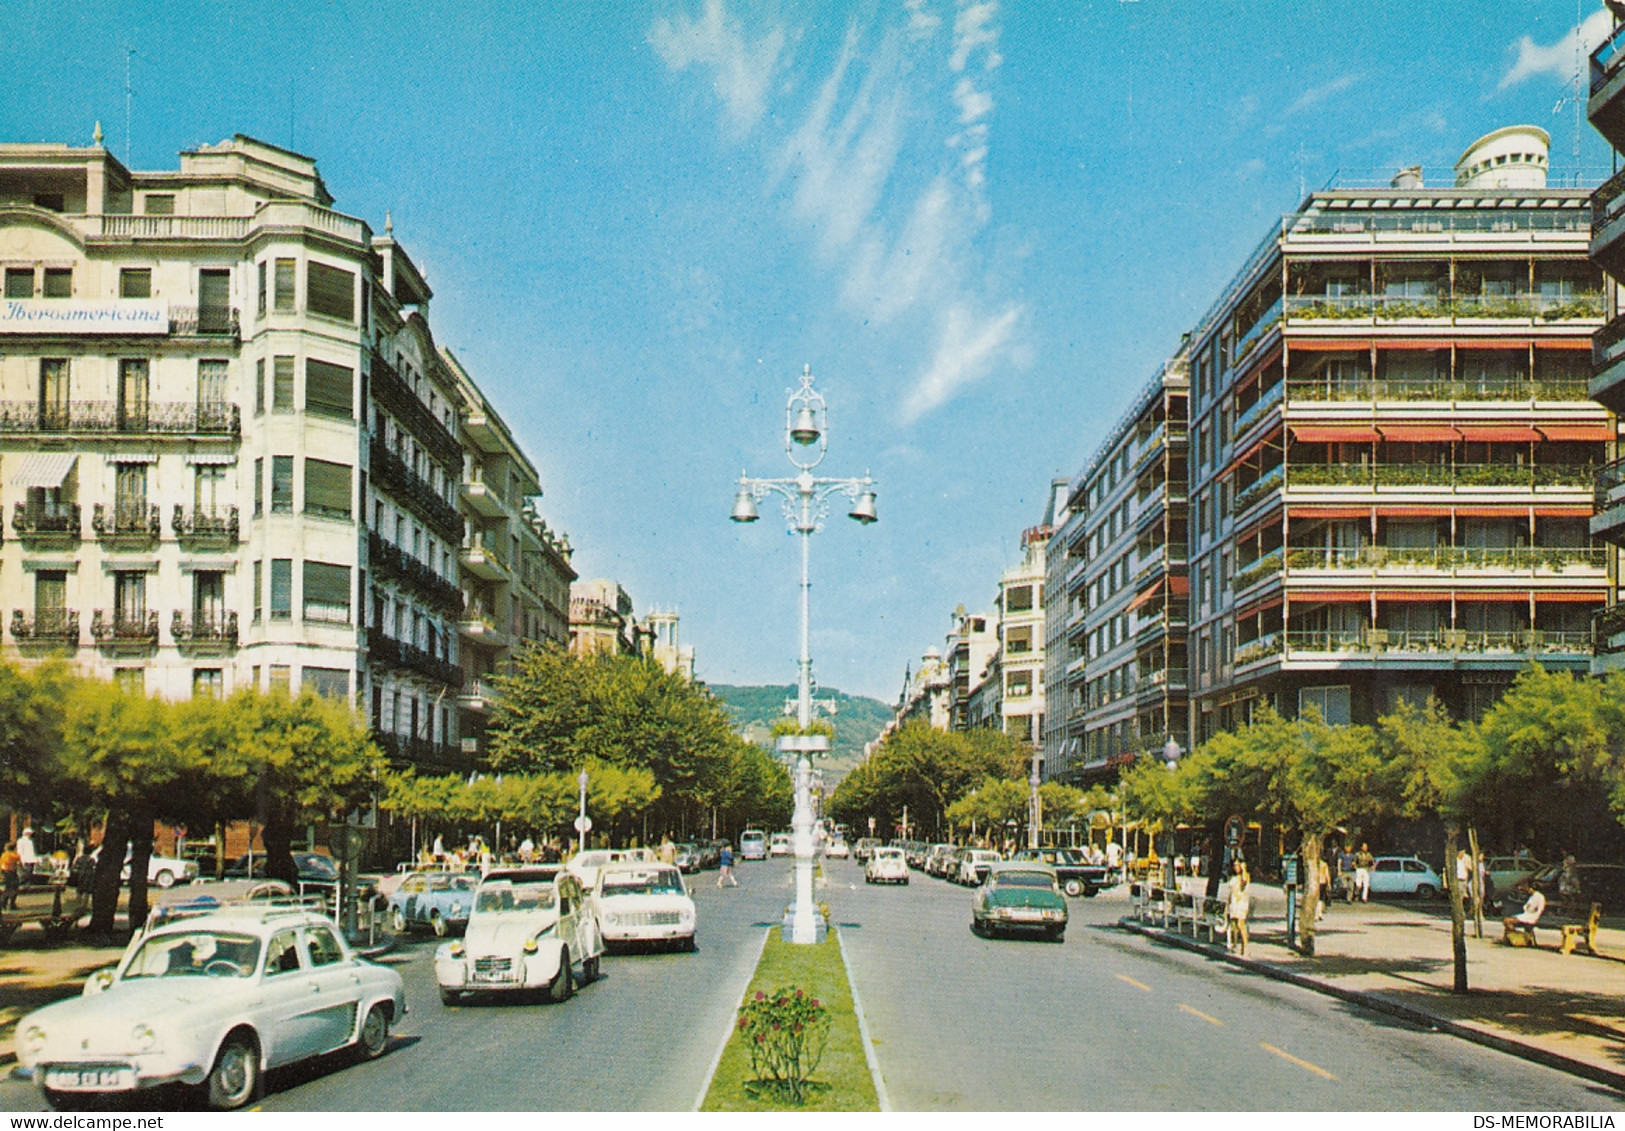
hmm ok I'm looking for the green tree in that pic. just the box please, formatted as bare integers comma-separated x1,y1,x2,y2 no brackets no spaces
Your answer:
825,722,1027,838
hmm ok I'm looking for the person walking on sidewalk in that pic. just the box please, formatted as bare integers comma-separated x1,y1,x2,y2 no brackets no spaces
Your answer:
1226,859,1251,955
1354,843,1374,902
1,841,21,910
717,844,738,888
1338,844,1356,902
1316,855,1331,921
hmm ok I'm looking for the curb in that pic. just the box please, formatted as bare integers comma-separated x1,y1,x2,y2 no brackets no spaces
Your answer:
837,923,891,1112
1117,916,1625,1094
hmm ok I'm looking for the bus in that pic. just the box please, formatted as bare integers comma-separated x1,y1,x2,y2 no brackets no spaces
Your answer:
739,829,767,861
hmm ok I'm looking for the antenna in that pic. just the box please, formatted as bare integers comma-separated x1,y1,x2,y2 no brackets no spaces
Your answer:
1551,0,1585,183
124,47,135,165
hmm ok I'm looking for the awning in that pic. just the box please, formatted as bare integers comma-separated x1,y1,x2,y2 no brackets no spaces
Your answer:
1455,506,1530,517
1457,426,1540,442
1534,592,1607,603
1290,425,1380,443
1454,592,1531,603
1534,506,1596,518
1289,590,1370,603
1459,339,1531,350
187,452,237,466
1374,339,1454,350
1539,425,1615,442
1288,506,1371,520
108,452,157,464
1168,575,1190,597
10,452,77,488
1379,506,1453,516
1380,425,1461,442
1234,596,1285,621
1374,591,1452,603
1287,339,1369,352
1127,580,1164,612
1535,339,1594,351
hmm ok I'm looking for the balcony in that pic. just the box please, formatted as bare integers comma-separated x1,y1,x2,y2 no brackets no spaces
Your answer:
1596,604,1625,656
370,355,462,469
1287,377,1593,403
90,609,159,648
460,531,510,581
93,503,161,546
1234,465,1285,513
370,444,463,544
365,625,463,688
11,502,79,544
1595,457,1625,547
1287,463,1597,491
171,610,238,649
1282,293,1602,324
0,401,239,437
168,306,240,339
373,732,470,774
1590,24,1625,148
1594,313,1625,415
1283,544,1608,575
458,610,509,649
367,531,462,616
10,609,78,647
458,677,499,712
172,505,239,545
1236,627,1592,665
1234,548,1285,591
1234,380,1285,436
461,467,510,518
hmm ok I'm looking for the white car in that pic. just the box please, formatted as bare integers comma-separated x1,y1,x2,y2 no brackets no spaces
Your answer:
957,849,1003,886
865,846,910,884
89,845,199,890
591,862,697,951
435,867,603,1005
826,838,850,859
769,833,792,857
566,847,655,892
15,901,404,1110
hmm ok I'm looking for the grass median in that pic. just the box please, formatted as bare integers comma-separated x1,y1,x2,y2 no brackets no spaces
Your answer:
701,925,879,1112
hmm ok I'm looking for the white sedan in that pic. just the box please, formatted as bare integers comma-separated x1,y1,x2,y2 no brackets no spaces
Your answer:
865,846,910,884
435,868,603,1005
591,862,697,951
15,903,404,1110
957,849,1003,886
825,838,850,859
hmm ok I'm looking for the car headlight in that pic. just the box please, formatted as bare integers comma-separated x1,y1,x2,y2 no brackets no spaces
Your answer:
448,941,465,958
523,936,540,954
131,1023,157,1050
22,1025,46,1053
86,968,116,995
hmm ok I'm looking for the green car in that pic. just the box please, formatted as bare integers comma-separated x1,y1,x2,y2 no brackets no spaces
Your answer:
971,862,1068,942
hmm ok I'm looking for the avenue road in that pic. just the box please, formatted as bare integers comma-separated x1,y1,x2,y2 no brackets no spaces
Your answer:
0,857,1615,1110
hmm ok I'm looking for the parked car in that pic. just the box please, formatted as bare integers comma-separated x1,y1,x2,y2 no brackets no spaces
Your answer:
1513,862,1625,915
434,867,602,1005
387,871,476,937
957,849,1003,886
739,830,767,861
15,902,404,1110
591,862,697,952
769,833,793,857
1009,847,1113,897
936,845,968,879
1483,855,1544,898
1367,855,1442,899
88,846,198,890
922,844,955,877
221,852,338,887
865,846,910,885
972,862,1068,941
673,843,702,874
825,837,850,859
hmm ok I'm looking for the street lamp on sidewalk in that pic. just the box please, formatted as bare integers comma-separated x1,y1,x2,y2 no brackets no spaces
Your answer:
1162,737,1182,890
730,365,877,945
576,770,590,855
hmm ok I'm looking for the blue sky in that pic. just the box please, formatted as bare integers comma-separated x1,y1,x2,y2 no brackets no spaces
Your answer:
1,1,1610,702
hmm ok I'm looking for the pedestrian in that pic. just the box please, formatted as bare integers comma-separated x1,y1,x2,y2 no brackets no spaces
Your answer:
659,835,677,866
16,826,37,878
717,844,738,888
432,833,445,861
1316,855,1331,921
1502,887,1546,940
1226,859,1251,956
1337,845,1356,902
518,836,535,863
1105,840,1121,873
1559,855,1581,903
1456,849,1473,905
1354,843,1374,902
0,841,21,909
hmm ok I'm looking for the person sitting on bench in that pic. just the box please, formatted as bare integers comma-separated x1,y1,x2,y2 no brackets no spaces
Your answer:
1502,888,1545,944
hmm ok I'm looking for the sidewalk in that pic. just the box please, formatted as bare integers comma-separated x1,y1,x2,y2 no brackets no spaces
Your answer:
0,927,127,1066
1119,880,1625,1091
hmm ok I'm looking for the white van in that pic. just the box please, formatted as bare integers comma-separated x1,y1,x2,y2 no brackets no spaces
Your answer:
739,829,767,861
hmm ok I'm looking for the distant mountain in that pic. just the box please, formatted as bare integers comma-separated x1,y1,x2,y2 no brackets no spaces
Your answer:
707,684,893,789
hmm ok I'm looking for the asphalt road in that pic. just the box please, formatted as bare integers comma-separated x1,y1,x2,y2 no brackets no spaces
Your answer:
829,858,1618,1110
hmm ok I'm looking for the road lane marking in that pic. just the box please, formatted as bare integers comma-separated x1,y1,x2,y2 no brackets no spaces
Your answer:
1179,1003,1223,1026
1116,973,1152,992
1260,1042,1337,1080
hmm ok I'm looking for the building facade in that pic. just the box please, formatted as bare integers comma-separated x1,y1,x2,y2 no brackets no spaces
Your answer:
569,578,640,657
993,523,1050,743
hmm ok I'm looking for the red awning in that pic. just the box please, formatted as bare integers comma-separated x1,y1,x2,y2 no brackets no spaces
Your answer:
1286,339,1369,352
1288,506,1371,520
1454,506,1530,517
1533,506,1596,518
1535,340,1594,351
1458,339,1531,350
1380,425,1461,442
1235,515,1283,546
1539,425,1616,442
1457,426,1540,442
1455,592,1534,603
1288,590,1371,603
1234,596,1285,621
1126,580,1164,613
1379,506,1453,516
1534,592,1607,603
1227,430,1284,474
1374,591,1453,603
1241,346,1284,382
1291,425,1380,443
1373,340,1455,350
1168,575,1191,597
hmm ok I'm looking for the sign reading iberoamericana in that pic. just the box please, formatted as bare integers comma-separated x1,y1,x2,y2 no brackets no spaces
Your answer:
0,300,169,334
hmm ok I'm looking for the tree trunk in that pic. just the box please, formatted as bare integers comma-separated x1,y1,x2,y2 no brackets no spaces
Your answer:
126,814,153,934
1204,828,1223,899
1468,826,1484,939
261,820,299,885
1297,833,1321,957
1446,826,1468,994
89,809,131,935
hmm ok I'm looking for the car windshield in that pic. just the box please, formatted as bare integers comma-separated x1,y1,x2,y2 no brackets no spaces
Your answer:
298,855,339,879
474,880,557,914
124,931,263,979
994,872,1054,889
573,852,609,869
602,868,685,897
430,875,475,892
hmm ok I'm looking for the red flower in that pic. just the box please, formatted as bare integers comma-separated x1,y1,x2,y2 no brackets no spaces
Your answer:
755,1034,764,1044
810,999,819,1007
795,989,804,998
755,991,765,1001
794,1023,803,1033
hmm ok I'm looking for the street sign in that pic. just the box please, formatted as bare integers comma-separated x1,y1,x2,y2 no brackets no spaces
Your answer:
573,816,593,834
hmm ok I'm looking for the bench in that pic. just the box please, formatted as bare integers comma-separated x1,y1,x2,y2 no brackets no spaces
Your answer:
1561,903,1603,956
1197,897,1227,944
1502,917,1539,947
1169,890,1196,935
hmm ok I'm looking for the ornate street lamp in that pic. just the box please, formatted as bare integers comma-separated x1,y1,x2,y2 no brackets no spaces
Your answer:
1161,737,1183,890
730,365,878,945
576,770,590,855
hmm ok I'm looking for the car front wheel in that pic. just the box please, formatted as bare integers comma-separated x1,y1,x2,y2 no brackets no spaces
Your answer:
155,870,176,889
548,948,574,1003
206,1033,260,1110
357,1004,390,1060
430,911,448,937
438,986,461,1006
391,907,408,933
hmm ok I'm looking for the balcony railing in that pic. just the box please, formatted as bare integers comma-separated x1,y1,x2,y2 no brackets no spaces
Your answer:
0,401,239,436
1288,463,1597,490
1596,604,1625,654
461,531,510,570
90,609,159,645
168,306,240,338
1234,380,1285,435
365,625,463,688
1234,465,1285,512
1283,545,1607,572
1592,23,1625,94
1283,293,1603,322
1286,378,1592,403
93,503,161,542
367,531,462,616
459,677,499,703
171,610,239,647
370,355,462,469
1597,456,1625,509
370,444,463,544
10,609,78,645
172,505,239,543
12,503,80,541
1240,627,1592,660
1234,548,1285,590
373,732,469,773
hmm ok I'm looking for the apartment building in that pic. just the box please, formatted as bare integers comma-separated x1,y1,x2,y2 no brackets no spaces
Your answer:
1042,479,1082,779
894,645,952,729
992,523,1050,742
1059,356,1190,784
945,606,998,731
0,132,574,772
1587,22,1625,671
1184,126,1612,738
569,578,641,656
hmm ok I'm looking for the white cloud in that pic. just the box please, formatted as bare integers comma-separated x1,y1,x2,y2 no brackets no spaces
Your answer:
903,0,941,38
1287,73,1360,115
1501,7,1612,89
649,0,786,133
949,1,1002,73
901,304,1023,423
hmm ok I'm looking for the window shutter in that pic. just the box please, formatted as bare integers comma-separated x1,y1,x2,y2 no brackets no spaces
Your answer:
273,356,294,411
270,559,293,617
274,259,296,312
271,455,294,512
302,561,352,622
303,458,352,518
306,262,355,322
305,359,353,419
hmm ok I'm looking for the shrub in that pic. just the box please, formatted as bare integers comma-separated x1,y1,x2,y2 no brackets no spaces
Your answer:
736,985,832,1103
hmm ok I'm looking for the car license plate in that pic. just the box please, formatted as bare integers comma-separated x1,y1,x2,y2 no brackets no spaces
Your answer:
471,970,510,983
46,1066,135,1092
1011,909,1043,921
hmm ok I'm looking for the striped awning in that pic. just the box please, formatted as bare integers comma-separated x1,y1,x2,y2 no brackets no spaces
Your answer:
187,452,237,465
9,452,77,487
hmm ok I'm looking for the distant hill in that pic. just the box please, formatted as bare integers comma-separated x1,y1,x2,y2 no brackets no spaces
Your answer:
707,684,893,789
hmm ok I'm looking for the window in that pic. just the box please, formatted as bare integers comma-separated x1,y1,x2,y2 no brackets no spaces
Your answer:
304,459,352,519
197,358,228,411
269,664,291,693
273,356,294,412
43,268,72,298
194,571,225,624
273,259,296,313
304,925,345,966
257,261,267,316
1006,669,1032,698
265,930,302,976
1005,626,1033,654
114,463,148,525
192,669,223,699
119,268,151,299
39,358,69,429
303,562,351,623
305,359,353,419
194,465,227,517
1299,685,1352,725
143,194,174,216
5,268,33,298
253,560,263,622
270,559,292,619
306,261,355,322
271,456,294,513
1005,585,1033,613
255,359,265,416
198,269,231,334
303,667,350,700
114,668,144,695
35,571,66,613
117,359,149,431
114,570,146,622
254,457,264,516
